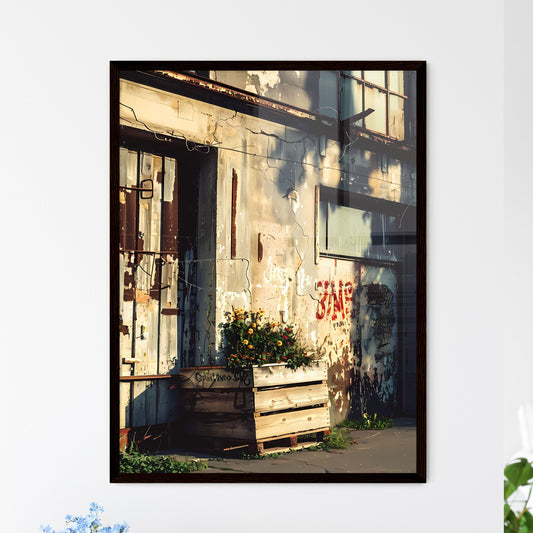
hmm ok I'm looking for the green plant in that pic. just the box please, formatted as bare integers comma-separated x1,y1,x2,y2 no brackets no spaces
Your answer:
322,428,350,450
505,457,533,532
339,413,392,430
240,450,292,460
220,307,314,374
119,451,208,474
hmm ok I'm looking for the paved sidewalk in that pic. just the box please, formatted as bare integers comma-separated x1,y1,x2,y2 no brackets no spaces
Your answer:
158,419,416,474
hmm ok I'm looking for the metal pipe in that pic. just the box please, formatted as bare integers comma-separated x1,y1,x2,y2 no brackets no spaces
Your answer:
129,150,141,427
155,157,165,424
120,374,174,382
119,250,178,254
153,70,330,122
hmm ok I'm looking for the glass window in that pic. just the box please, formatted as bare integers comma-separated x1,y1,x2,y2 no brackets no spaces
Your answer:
319,199,400,262
318,200,328,251
318,71,339,119
344,70,362,79
364,86,387,134
338,70,410,139
388,71,404,94
340,76,363,121
388,94,405,141
363,71,386,87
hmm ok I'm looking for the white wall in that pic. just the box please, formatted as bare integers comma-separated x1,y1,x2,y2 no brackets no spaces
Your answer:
504,0,533,462
1,1,505,531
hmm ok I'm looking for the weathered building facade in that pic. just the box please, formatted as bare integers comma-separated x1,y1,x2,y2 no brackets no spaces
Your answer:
116,66,418,447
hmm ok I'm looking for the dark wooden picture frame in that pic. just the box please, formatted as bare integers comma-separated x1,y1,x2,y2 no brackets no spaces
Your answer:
110,61,426,483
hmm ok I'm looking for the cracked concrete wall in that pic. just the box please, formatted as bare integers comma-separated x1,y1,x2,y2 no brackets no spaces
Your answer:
119,72,414,422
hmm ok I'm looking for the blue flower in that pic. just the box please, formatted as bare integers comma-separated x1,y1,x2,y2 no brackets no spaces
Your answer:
40,504,129,533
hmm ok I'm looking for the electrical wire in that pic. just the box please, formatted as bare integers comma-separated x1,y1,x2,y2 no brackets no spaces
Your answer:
120,102,414,299
120,102,416,193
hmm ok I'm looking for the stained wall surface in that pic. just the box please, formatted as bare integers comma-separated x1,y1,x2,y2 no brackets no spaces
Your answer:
119,71,417,426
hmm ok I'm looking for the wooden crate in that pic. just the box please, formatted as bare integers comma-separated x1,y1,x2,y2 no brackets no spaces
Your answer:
179,361,330,452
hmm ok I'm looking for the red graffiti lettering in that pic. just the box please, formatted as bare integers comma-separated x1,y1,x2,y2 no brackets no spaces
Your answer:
316,278,355,321
316,281,327,319
344,282,353,302
330,282,337,320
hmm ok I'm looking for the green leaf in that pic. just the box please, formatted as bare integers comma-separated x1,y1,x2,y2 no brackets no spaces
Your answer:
506,509,520,531
505,504,515,521
521,510,533,531
505,458,533,488
506,480,519,500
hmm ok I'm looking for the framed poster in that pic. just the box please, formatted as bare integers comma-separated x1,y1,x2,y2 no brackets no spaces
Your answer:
110,61,426,482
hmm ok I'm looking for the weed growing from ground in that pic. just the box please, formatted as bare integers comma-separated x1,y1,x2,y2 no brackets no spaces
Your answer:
119,451,208,474
339,413,392,430
321,427,350,449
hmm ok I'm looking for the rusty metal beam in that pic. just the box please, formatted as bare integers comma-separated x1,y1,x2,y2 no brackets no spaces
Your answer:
119,70,337,137
344,126,416,162
153,70,325,122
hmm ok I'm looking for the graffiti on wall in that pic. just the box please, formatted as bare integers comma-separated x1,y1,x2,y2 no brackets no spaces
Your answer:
316,259,399,422
315,280,355,321
351,281,398,418
362,283,396,355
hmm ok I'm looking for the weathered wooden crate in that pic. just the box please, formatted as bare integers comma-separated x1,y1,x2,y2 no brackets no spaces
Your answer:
178,361,330,453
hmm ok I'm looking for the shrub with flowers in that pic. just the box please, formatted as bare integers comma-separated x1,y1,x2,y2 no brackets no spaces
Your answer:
221,307,314,374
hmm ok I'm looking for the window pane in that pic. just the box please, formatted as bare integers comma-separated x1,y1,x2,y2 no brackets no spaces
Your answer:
323,203,399,261
364,87,387,134
389,94,405,140
319,200,328,251
318,71,339,118
363,70,386,87
388,71,405,94
343,70,362,79
327,204,373,257
340,76,363,121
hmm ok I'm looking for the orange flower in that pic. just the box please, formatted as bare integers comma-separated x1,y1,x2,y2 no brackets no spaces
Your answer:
251,323,256,328
248,345,253,349
243,339,248,345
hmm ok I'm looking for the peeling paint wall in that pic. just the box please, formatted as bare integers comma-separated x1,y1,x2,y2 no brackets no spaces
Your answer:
118,70,416,427
211,70,320,112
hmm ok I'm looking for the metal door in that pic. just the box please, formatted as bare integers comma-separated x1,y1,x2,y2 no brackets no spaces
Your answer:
118,147,180,444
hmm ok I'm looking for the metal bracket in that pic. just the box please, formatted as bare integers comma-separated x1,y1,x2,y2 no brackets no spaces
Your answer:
119,178,154,200
140,178,153,199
